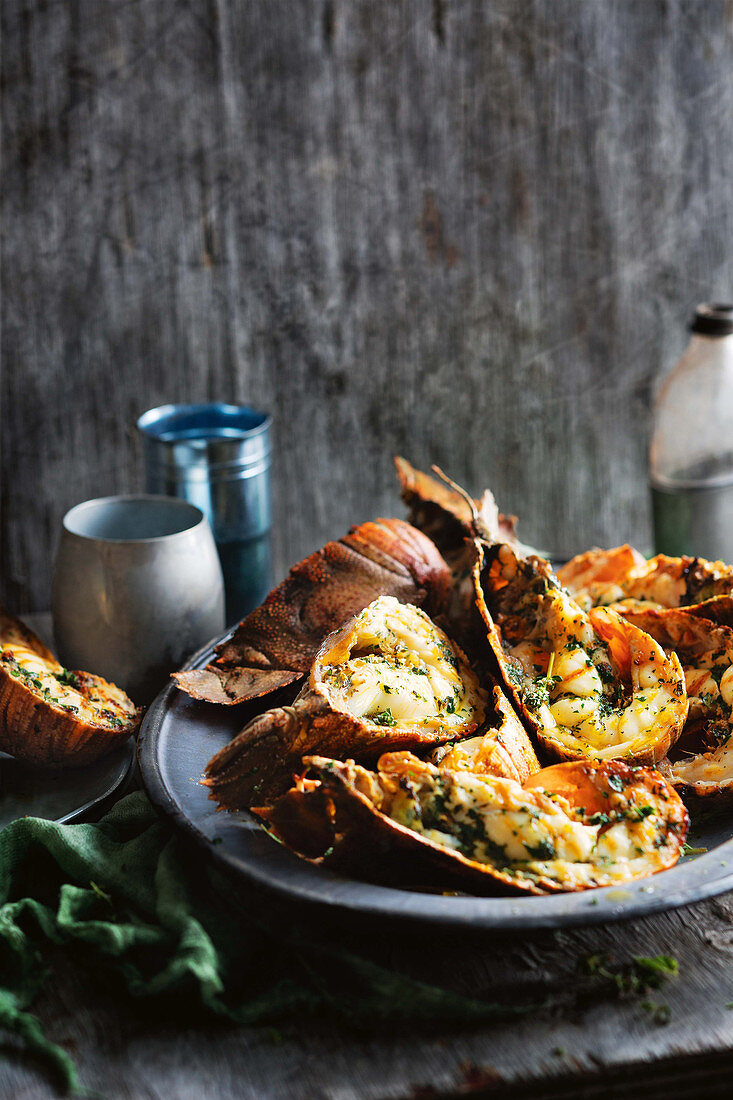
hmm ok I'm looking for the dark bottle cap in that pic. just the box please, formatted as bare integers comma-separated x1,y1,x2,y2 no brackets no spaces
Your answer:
690,302,733,336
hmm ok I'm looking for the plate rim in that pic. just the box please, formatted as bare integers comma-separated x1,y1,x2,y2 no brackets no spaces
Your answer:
138,632,733,932
0,738,137,827
59,739,137,823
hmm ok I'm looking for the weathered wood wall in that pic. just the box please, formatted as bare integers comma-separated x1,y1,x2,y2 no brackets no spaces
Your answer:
3,0,733,611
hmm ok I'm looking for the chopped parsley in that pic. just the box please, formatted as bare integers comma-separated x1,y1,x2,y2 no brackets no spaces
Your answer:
438,642,458,670
506,662,525,687
90,881,112,904
682,842,707,856
583,953,678,998
525,838,557,861
523,681,551,711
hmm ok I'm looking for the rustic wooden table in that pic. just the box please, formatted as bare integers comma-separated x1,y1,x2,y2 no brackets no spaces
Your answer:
3,620,733,1100
2,891,733,1099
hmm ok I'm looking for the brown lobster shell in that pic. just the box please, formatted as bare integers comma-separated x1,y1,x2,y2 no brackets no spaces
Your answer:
620,606,733,802
557,545,646,609
255,753,689,895
174,518,452,706
619,605,733,664
431,685,540,784
0,608,56,663
472,541,687,766
203,596,487,808
394,456,518,557
0,608,141,767
559,546,733,620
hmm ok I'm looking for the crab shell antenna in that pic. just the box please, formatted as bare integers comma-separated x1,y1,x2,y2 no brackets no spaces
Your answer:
431,465,481,532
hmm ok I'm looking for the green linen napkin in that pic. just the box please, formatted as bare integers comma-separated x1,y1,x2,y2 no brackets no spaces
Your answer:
0,792,528,1094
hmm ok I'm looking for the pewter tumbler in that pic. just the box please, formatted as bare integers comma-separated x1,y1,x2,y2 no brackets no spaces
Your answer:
52,496,225,704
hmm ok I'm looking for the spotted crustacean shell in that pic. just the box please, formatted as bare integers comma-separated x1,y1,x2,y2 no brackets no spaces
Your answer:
394,457,535,649
431,685,540,785
559,546,733,622
556,545,647,611
620,607,733,802
658,740,733,802
394,456,518,558
203,596,488,808
0,607,141,767
471,541,687,767
174,518,452,706
255,752,689,895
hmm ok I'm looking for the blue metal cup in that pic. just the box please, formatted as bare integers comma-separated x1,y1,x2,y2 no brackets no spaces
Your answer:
137,404,272,625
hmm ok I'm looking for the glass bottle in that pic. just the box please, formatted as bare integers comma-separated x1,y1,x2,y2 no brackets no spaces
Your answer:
651,303,733,560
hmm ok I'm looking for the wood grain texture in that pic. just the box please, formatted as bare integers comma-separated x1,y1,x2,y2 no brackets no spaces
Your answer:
1,620,727,1100
1,884,733,1098
2,610,733,1099
3,0,733,612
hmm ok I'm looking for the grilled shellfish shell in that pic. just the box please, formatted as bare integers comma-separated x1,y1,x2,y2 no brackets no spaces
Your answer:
0,608,140,767
559,546,733,619
620,607,733,801
431,685,540,784
472,541,687,765
256,752,689,895
204,596,487,808
176,518,452,706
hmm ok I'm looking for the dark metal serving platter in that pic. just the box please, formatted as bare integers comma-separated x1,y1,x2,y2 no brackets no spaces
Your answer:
139,632,733,933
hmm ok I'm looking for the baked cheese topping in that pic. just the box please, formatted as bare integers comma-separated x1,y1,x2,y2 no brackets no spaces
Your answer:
322,596,485,733
623,570,686,608
503,593,685,761
0,644,136,729
570,582,626,612
681,655,733,720
670,740,733,791
561,550,733,613
379,760,680,889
